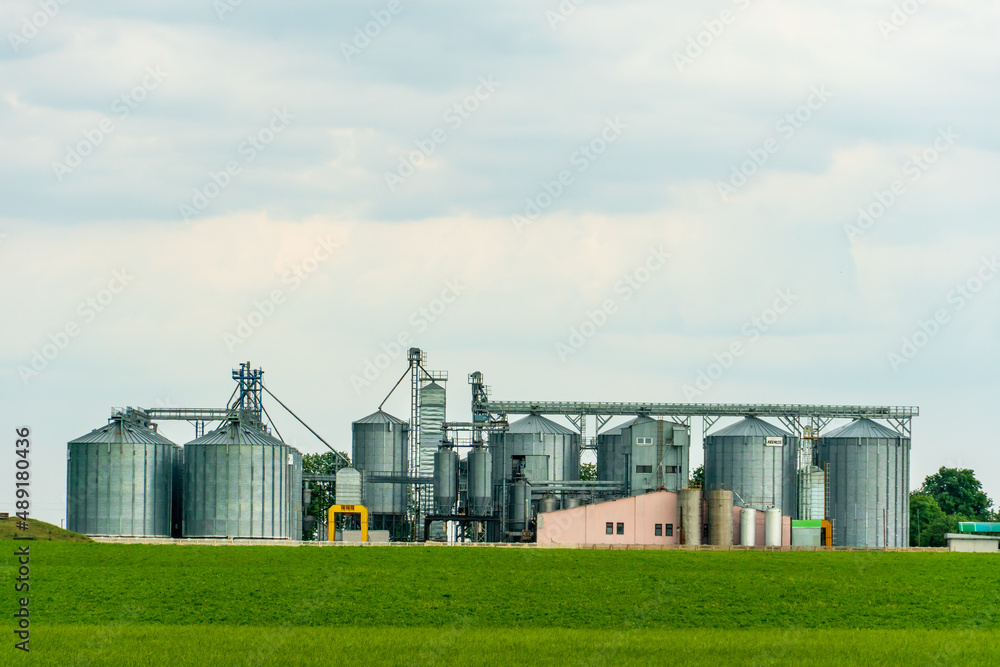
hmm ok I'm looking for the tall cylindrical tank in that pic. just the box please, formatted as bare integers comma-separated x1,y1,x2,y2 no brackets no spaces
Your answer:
418,381,446,478
509,479,532,531
740,507,757,546
352,410,409,517
597,423,629,485
678,488,702,546
704,417,799,517
467,447,493,515
491,414,580,484
563,496,582,509
67,414,179,537
335,467,362,506
708,489,734,546
818,419,910,547
183,418,302,539
433,447,459,515
764,507,782,546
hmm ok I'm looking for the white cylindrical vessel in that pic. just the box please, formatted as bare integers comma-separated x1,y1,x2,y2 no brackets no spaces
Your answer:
765,507,782,546
740,507,757,546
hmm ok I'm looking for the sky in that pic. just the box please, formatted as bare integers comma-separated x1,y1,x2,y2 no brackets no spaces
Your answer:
1,0,998,526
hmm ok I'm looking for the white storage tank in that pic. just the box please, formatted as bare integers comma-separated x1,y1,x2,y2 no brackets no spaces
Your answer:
740,507,757,546
765,507,782,546
335,467,362,506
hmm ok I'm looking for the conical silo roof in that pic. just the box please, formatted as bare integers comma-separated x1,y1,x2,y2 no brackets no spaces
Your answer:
822,418,902,439
69,420,176,446
708,416,791,438
508,414,576,435
354,410,408,426
186,419,291,448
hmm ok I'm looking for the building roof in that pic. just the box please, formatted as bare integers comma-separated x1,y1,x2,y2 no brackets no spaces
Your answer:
69,420,176,446
708,416,791,438
508,413,576,435
354,410,408,426
822,418,903,440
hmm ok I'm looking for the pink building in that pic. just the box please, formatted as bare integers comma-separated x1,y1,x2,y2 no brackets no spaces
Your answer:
536,491,680,546
536,490,792,546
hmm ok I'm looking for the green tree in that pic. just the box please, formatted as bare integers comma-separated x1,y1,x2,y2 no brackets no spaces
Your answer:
690,465,704,488
919,467,993,520
302,451,350,540
909,493,945,546
579,462,597,481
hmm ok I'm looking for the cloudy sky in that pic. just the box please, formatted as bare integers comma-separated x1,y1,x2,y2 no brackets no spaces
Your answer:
2,0,998,525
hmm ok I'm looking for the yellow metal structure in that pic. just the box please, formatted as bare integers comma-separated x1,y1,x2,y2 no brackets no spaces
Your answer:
328,504,368,542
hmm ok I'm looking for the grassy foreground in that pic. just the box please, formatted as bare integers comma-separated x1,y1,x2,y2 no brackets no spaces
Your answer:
2,542,998,664
2,627,999,666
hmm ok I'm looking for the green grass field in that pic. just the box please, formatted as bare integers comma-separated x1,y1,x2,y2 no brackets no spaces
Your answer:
0,518,90,542
2,543,998,664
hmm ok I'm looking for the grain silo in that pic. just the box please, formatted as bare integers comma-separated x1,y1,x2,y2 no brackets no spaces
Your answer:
418,381,446,478
818,418,910,547
467,446,493,515
182,418,303,539
66,412,180,537
490,414,580,484
703,416,798,517
352,410,409,524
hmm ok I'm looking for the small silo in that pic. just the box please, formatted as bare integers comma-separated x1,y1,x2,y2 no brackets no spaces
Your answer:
335,467,363,505
704,416,798,517
352,410,409,521
818,419,910,548
433,446,458,515
182,418,303,539
467,446,493,515
491,414,580,484
66,413,180,537
418,381,446,478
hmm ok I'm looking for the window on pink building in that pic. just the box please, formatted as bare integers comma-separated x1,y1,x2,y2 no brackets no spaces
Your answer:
605,522,613,535
616,522,624,535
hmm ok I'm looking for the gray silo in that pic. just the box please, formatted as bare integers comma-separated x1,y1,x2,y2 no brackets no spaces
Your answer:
704,416,798,517
597,416,690,495
490,414,581,484
352,410,409,520
467,447,493,515
818,419,910,548
182,418,303,539
433,447,458,515
418,382,446,478
66,413,180,537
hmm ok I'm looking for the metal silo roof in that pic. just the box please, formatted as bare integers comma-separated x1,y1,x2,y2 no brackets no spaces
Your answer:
508,414,576,435
69,421,177,446
822,418,902,439
186,420,296,450
354,410,408,426
708,416,791,438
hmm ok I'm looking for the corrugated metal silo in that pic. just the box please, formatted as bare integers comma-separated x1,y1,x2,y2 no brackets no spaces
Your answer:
467,447,492,515
182,418,302,539
352,410,409,518
491,414,580,484
335,467,362,505
818,419,910,547
66,415,179,537
433,447,458,515
704,416,798,516
418,382,446,478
